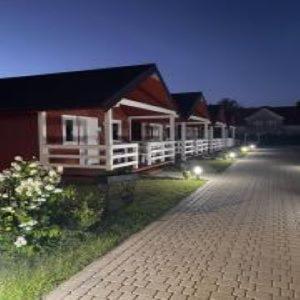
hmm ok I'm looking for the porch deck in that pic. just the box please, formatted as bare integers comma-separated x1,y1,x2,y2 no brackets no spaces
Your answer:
42,138,234,173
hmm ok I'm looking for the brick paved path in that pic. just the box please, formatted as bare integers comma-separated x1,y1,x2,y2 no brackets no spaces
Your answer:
46,148,300,300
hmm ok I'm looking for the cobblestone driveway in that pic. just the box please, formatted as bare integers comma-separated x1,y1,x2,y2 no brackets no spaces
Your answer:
46,148,300,300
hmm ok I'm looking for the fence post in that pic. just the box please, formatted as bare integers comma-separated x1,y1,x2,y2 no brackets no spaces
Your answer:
104,109,113,171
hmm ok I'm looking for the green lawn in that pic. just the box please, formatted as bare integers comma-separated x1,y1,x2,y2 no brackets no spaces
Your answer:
165,157,233,176
0,178,204,300
199,158,233,173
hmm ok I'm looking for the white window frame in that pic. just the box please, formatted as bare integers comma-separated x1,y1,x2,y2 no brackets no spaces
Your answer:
148,123,163,141
62,115,78,145
165,124,171,140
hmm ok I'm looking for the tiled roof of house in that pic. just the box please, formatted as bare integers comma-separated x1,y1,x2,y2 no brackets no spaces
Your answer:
172,92,209,120
0,64,173,111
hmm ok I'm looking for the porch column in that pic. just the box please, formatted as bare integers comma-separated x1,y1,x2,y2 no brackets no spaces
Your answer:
209,126,214,139
221,125,225,149
221,125,226,139
181,122,186,141
128,119,132,142
209,125,214,153
141,123,146,141
169,116,175,140
204,123,209,139
225,127,229,147
181,122,186,161
169,116,175,163
38,111,47,165
104,109,113,171
232,127,236,146
232,127,236,140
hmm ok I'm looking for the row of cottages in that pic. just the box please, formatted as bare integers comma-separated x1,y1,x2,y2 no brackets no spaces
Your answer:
0,64,236,174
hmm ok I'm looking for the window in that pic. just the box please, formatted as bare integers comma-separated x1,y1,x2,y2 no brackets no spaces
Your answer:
62,116,78,144
62,115,100,145
113,123,119,140
165,125,170,140
176,124,182,140
150,124,162,140
112,120,122,141
66,120,75,142
142,123,162,140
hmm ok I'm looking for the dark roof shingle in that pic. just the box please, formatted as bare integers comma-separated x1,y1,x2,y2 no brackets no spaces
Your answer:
208,104,226,124
172,92,207,120
0,64,160,111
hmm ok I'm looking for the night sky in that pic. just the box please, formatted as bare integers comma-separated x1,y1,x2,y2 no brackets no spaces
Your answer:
1,0,299,107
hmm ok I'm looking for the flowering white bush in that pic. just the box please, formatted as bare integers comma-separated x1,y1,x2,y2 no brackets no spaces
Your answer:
0,156,64,252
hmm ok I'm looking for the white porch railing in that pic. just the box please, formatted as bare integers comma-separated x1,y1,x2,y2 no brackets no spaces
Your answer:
175,140,195,160
195,139,210,154
42,143,139,170
176,139,210,160
140,141,175,166
110,143,139,170
210,138,226,152
226,138,235,147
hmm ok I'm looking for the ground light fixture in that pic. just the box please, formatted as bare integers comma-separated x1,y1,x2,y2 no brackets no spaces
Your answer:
249,144,256,150
241,146,249,153
229,151,236,159
193,166,203,179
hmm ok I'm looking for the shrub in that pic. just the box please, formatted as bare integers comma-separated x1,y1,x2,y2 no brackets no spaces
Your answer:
0,157,67,253
53,185,105,231
182,170,192,179
0,157,107,254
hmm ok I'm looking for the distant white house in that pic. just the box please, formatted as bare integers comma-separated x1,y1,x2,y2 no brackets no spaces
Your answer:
236,105,300,142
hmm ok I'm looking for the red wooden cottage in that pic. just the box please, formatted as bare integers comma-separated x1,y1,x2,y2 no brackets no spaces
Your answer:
224,111,237,148
207,104,229,151
0,64,178,173
172,92,211,160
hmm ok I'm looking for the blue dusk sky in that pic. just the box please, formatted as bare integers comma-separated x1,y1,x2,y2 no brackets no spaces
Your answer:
0,0,299,107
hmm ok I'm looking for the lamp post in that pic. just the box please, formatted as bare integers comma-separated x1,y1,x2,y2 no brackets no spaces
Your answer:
193,166,203,179
228,152,236,160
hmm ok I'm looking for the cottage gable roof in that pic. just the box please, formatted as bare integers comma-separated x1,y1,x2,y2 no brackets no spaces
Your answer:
208,104,226,124
0,64,174,112
237,106,300,126
172,92,209,120
245,108,284,122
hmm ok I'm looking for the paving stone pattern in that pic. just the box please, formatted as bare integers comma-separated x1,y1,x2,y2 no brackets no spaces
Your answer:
46,148,300,300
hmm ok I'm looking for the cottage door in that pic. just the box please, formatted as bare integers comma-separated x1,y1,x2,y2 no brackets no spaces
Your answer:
78,117,99,165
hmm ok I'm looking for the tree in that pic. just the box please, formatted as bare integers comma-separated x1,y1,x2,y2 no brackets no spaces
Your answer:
217,98,240,114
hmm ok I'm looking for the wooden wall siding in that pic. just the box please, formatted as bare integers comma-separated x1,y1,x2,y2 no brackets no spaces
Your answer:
194,102,210,119
47,109,98,142
46,103,171,146
125,75,173,110
0,111,39,170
